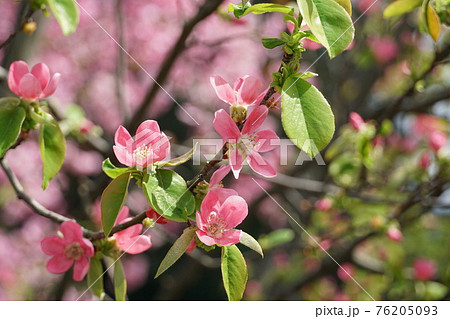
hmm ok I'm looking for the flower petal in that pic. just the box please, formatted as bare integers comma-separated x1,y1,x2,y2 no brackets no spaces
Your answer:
136,120,161,138
236,75,262,105
218,195,248,229
41,236,65,256
31,63,50,90
60,221,83,243
113,145,134,166
115,206,130,224
255,129,280,152
114,125,133,148
196,211,205,231
210,165,231,187
151,133,171,162
121,235,152,254
46,255,73,274
210,76,235,105
8,61,29,95
211,188,238,205
73,256,90,281
41,73,60,98
248,152,277,178
81,238,95,257
185,238,196,253
18,73,42,99
242,105,268,135
229,149,243,179
200,190,221,216
215,230,242,246
213,109,241,140
196,230,217,246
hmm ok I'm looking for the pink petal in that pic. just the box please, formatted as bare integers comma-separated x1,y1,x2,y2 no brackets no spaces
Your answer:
121,235,152,254
60,221,83,243
8,61,29,94
210,76,236,105
248,152,277,178
229,149,243,179
41,73,60,98
115,223,142,243
185,238,196,253
254,88,268,105
151,133,171,162
200,190,221,216
115,206,130,224
236,75,262,105
41,236,65,256
18,73,42,99
31,63,50,90
73,256,90,281
114,125,133,148
218,195,248,229
210,165,231,187
215,230,242,246
213,109,241,140
242,105,268,135
113,145,134,166
81,238,95,257
136,120,161,138
195,211,205,231
255,129,280,152
211,188,238,205
46,255,73,274
196,230,217,246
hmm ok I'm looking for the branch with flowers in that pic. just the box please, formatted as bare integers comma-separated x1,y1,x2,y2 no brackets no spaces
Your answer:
0,0,449,301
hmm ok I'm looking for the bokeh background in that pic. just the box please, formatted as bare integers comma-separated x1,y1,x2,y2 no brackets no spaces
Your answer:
0,0,449,300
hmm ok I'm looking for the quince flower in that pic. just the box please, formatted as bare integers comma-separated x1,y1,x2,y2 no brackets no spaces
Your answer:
8,61,60,100
41,221,94,281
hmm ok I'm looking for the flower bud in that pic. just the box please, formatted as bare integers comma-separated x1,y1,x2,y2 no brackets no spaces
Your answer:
386,227,403,242
413,258,436,281
230,105,247,123
315,198,332,211
22,21,37,35
419,152,431,170
428,130,446,152
349,112,365,131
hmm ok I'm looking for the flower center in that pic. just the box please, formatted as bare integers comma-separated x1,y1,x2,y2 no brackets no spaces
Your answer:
133,145,154,162
64,242,84,261
206,211,227,238
231,133,259,158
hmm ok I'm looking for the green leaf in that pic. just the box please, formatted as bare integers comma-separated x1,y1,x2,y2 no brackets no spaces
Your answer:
299,72,318,80
239,231,263,257
39,118,66,189
258,229,295,250
334,0,352,15
29,109,57,126
113,260,127,301
0,104,26,158
142,169,195,222
221,245,248,301
281,77,335,158
158,143,198,168
383,0,422,18
101,172,131,236
46,0,79,35
423,2,441,42
87,255,105,300
296,0,354,58
261,38,286,49
228,1,252,19
155,228,196,278
240,3,294,16
102,158,129,179
0,97,20,109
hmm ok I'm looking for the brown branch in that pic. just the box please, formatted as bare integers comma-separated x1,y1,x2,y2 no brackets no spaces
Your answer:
126,0,224,133
0,6,34,50
89,211,147,241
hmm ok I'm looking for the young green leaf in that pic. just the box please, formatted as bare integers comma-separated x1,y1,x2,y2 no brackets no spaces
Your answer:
102,158,129,179
46,0,79,35
0,105,26,158
39,118,66,190
158,143,198,167
281,77,335,158
240,3,294,16
296,0,354,58
155,228,196,278
383,0,422,18
101,172,131,236
258,229,295,250
239,231,263,258
221,245,248,301
333,0,352,15
142,169,195,222
87,256,105,300
113,260,127,301
261,38,286,49
423,2,441,42
228,1,252,19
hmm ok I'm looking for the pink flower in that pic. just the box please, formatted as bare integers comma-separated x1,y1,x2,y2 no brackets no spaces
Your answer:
208,165,238,200
315,198,332,211
368,36,399,64
8,61,60,100
41,221,94,281
113,206,152,254
428,130,446,152
145,208,170,224
302,38,323,51
210,75,266,109
337,263,355,282
419,152,431,170
349,112,365,131
413,114,445,138
214,104,280,178
113,120,170,168
413,258,437,281
386,227,403,242
195,190,248,246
